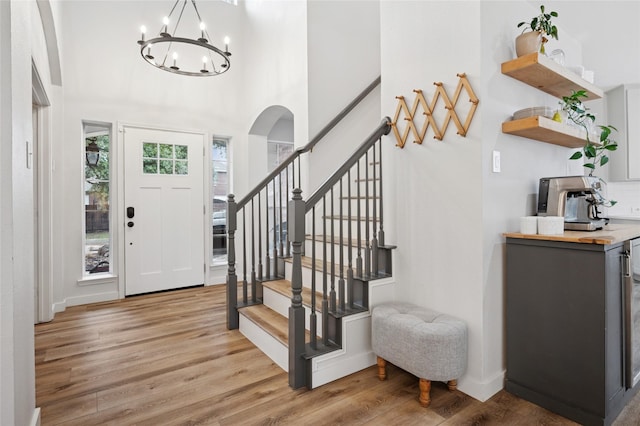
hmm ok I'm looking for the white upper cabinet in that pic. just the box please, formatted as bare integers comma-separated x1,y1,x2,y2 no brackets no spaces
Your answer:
607,84,640,181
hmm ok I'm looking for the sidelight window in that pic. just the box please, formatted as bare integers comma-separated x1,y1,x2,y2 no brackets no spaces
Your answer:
83,122,112,275
212,138,230,264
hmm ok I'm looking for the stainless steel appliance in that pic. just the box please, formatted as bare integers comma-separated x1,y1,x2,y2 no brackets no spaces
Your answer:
624,238,640,389
537,176,609,231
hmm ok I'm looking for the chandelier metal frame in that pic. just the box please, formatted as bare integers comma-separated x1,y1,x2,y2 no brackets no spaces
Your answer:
137,0,231,77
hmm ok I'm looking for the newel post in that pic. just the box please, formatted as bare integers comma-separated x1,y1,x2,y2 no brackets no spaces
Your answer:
288,188,307,388
226,194,239,330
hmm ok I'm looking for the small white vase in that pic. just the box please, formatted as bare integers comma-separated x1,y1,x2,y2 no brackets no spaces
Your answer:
515,31,542,57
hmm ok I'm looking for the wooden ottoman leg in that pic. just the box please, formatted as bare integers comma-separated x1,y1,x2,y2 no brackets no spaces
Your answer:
419,378,431,407
447,379,457,391
377,356,387,381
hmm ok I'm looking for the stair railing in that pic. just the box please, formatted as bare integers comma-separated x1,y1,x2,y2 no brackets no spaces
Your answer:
226,76,381,330
288,117,392,388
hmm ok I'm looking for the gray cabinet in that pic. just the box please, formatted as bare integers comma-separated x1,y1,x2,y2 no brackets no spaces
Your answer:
606,84,640,181
505,238,628,426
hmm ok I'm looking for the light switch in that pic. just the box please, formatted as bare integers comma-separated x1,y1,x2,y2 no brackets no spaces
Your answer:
492,150,501,173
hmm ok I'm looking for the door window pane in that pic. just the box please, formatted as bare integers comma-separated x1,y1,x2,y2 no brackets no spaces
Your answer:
159,143,173,159
175,160,188,175
84,123,111,275
175,145,188,160
212,138,229,264
159,159,174,175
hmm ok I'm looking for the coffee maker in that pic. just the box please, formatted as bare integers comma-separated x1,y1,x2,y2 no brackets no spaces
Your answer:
537,176,610,231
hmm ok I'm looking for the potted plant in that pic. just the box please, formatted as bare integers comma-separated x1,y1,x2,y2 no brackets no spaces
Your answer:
516,5,559,57
562,90,619,207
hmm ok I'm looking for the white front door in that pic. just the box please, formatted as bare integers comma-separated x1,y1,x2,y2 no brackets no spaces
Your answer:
124,126,205,296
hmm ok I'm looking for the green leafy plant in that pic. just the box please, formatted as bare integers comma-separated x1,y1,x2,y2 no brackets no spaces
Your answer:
560,90,593,127
518,5,559,38
517,5,559,54
569,124,618,174
561,90,619,206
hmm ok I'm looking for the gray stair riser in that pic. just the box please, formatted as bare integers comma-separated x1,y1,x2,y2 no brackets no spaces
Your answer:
284,260,354,291
304,239,372,265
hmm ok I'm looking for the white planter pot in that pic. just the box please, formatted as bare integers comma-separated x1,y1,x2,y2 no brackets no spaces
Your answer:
515,31,542,57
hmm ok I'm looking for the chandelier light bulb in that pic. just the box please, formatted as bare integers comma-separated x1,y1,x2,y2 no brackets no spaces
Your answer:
198,21,207,42
138,25,147,44
224,36,231,56
161,16,170,37
201,56,209,73
145,44,154,60
170,52,179,70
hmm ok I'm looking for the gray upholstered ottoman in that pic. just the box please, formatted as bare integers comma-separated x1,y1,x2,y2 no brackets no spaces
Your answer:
371,302,467,407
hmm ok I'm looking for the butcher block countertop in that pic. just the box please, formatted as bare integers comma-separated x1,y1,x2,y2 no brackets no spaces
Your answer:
504,224,640,245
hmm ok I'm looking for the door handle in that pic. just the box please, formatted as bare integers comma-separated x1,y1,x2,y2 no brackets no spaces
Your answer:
624,250,631,277
127,221,134,228
127,207,135,219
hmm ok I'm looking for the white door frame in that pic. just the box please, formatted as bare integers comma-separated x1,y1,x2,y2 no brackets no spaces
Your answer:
116,122,210,298
33,63,54,323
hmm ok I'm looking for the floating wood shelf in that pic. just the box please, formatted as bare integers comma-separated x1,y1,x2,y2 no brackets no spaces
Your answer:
501,53,603,100
502,116,597,148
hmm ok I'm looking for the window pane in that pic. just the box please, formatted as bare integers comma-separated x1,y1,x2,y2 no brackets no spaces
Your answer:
143,159,158,174
159,159,174,174
84,126,111,275
175,160,188,175
159,144,173,159
143,142,157,158
175,145,188,160
212,139,229,264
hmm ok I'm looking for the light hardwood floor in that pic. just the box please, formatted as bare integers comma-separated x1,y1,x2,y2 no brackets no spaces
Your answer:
35,285,636,425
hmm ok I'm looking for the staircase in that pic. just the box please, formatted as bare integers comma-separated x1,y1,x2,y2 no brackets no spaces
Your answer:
225,78,396,389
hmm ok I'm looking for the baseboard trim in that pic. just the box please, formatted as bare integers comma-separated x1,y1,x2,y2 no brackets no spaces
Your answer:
53,290,120,313
30,407,41,426
458,369,504,402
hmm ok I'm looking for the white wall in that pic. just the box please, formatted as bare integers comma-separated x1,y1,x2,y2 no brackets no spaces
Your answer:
242,0,309,154
0,1,39,424
380,0,487,399
306,0,382,193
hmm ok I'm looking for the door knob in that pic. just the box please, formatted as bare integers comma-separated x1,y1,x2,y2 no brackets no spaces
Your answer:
127,221,134,228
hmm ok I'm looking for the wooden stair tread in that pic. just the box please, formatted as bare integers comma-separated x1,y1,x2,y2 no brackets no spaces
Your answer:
323,215,380,222
284,255,350,275
340,196,380,200
262,279,325,311
305,234,367,247
239,304,313,346
285,255,394,283
239,304,289,346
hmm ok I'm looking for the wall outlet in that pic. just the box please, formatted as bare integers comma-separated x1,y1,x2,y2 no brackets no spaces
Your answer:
492,150,501,173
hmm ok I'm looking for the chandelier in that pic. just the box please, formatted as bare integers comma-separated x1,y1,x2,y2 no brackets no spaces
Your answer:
137,0,231,77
